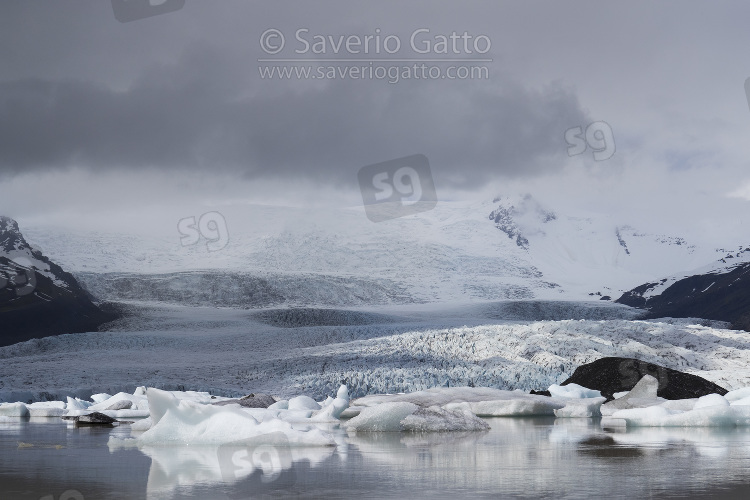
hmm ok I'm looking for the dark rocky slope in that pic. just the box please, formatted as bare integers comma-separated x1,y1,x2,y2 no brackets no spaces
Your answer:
617,261,750,331
0,216,118,347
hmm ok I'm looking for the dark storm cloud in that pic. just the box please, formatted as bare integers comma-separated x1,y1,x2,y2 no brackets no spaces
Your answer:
0,43,585,188
0,0,594,189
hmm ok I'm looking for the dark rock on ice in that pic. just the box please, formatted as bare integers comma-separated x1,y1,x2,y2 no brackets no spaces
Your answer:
529,390,551,397
212,393,276,408
561,357,728,401
62,412,117,426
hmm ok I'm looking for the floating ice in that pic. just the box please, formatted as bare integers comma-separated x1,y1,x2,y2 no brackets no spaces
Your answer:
731,396,750,406
345,401,489,432
612,404,750,427
693,394,730,409
90,393,113,404
548,383,602,399
725,387,750,402
288,395,321,411
137,388,335,446
445,398,565,417
345,402,420,432
0,402,29,417
311,385,349,422
401,406,490,432
554,397,606,418
27,401,66,417
130,417,152,431
353,386,565,409
601,375,665,416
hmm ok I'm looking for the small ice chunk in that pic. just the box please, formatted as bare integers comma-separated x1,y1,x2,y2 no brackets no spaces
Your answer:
340,406,362,419
554,397,607,418
345,402,419,432
91,393,113,404
613,391,629,399
548,383,602,399
693,394,730,409
88,392,147,412
134,386,147,396
268,400,289,410
106,400,133,411
66,397,87,411
612,405,750,427
288,395,321,411
601,375,664,416
130,417,152,432
0,403,29,417
724,387,750,402
27,401,66,417
337,385,349,401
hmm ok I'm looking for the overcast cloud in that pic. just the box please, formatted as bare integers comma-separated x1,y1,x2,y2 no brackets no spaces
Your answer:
2,0,750,237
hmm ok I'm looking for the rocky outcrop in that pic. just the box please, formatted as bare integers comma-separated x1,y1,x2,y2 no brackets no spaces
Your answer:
560,357,727,401
1,216,119,347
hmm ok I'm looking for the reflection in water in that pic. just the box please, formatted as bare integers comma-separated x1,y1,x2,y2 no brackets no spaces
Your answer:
140,441,335,499
2,418,750,498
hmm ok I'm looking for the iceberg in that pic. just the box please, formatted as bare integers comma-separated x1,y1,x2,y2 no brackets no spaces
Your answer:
345,401,489,432
354,386,567,417
547,383,602,399
553,397,607,418
0,402,29,417
136,388,335,446
601,375,665,416
445,398,565,417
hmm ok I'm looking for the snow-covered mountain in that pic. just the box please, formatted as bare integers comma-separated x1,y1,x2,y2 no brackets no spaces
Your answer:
617,246,750,330
14,196,735,307
0,216,117,346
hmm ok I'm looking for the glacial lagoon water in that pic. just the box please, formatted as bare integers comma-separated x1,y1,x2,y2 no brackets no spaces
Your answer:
1,417,749,499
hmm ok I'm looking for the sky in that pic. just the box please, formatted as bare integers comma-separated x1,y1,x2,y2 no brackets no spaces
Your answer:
2,0,750,244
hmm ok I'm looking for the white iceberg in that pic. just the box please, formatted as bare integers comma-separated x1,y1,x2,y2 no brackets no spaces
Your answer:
287,395,321,411
547,383,602,399
553,397,607,418
401,406,490,432
725,387,750,402
345,402,421,432
0,402,29,417
611,404,750,427
26,401,66,417
353,386,566,415
310,386,349,422
135,388,335,446
445,398,565,417
600,375,665,416
345,401,489,432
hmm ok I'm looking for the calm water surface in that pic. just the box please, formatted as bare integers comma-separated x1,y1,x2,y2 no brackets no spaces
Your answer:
1,416,749,499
